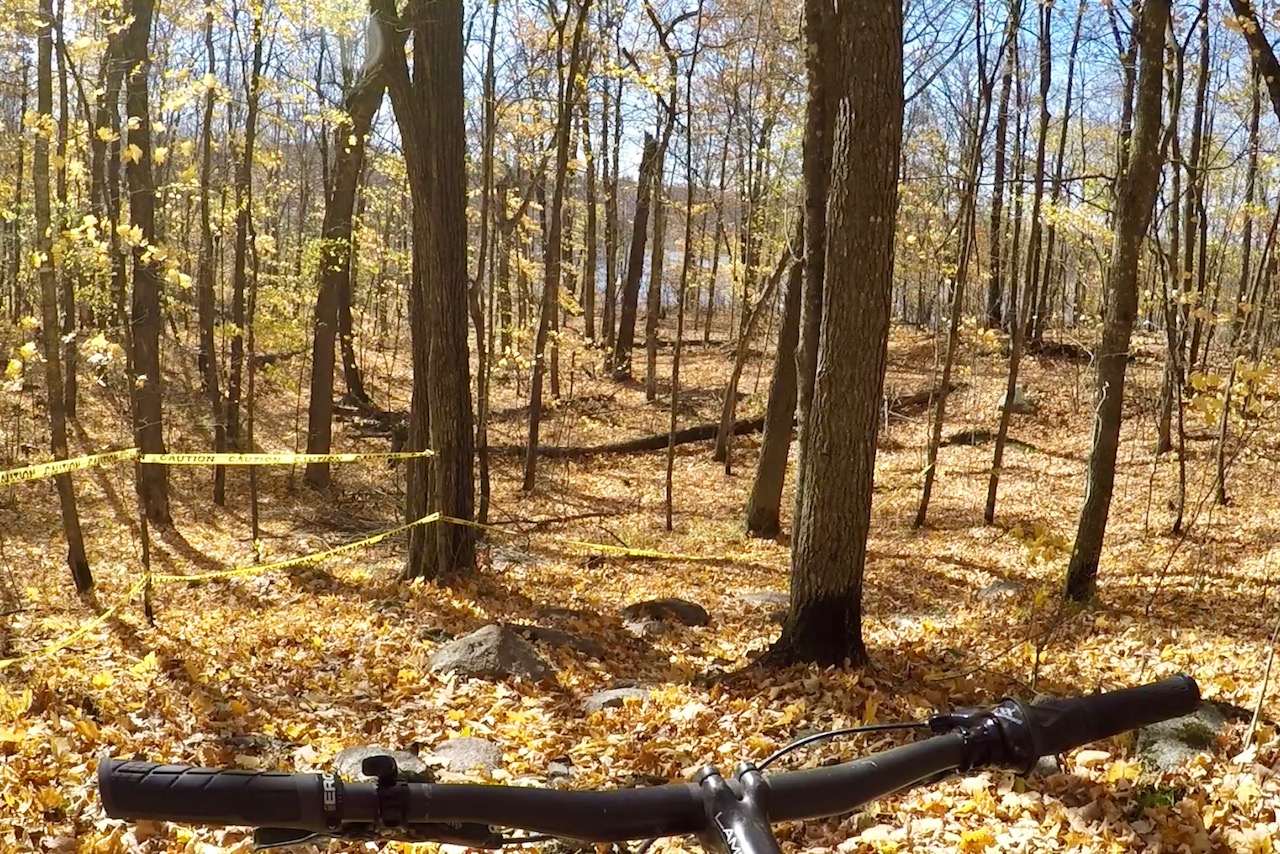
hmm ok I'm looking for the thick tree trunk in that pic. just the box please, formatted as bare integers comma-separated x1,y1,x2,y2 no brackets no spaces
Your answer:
611,133,657,378
776,0,901,667
122,0,170,524
35,0,91,593
1064,0,1168,604
375,0,476,578
745,257,802,538
304,69,385,489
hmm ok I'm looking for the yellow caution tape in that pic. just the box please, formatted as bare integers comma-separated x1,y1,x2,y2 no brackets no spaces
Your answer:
139,450,433,466
0,448,139,486
0,577,147,670
149,512,441,583
438,515,720,562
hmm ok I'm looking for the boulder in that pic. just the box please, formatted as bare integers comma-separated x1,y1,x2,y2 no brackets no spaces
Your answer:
429,737,503,774
427,624,554,683
1136,704,1225,772
621,598,710,626
737,591,789,607
583,687,651,713
501,623,606,659
997,386,1037,415
977,580,1023,600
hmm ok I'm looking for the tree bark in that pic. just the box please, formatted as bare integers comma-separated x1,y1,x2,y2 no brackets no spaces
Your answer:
524,0,591,492
611,133,657,378
304,67,385,489
985,0,1019,329
227,10,264,447
745,257,802,538
775,0,901,667
35,0,92,593
195,3,228,504
122,0,170,524
1064,0,1169,604
374,0,475,578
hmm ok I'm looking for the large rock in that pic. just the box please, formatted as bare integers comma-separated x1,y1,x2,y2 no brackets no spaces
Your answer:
737,591,789,607
501,623,605,659
1136,704,1225,772
621,598,710,626
427,624,554,683
978,580,1023,601
429,737,503,774
583,687,651,713
997,386,1037,415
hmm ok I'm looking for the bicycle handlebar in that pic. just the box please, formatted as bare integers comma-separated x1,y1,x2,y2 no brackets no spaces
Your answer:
98,675,1200,847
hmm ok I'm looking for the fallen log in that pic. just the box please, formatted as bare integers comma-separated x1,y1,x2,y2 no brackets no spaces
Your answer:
489,416,769,458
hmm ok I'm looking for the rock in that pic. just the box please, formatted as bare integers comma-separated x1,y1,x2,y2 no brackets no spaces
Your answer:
621,598,710,626
1136,704,1224,772
538,606,594,622
1032,755,1061,777
978,581,1023,601
737,591,789,607
427,624,554,683
624,619,668,638
1075,748,1111,768
547,756,574,788
501,623,605,659
583,687,651,713
417,625,454,643
997,386,1037,415
490,545,536,573
429,737,503,774
333,746,434,782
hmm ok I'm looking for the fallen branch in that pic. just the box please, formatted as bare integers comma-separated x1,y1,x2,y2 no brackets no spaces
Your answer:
489,416,768,458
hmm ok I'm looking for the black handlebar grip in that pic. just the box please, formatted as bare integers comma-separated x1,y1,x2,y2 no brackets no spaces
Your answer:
1026,674,1200,758
98,759,344,830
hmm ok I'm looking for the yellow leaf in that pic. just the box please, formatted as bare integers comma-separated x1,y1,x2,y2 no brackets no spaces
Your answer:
91,671,114,689
958,826,995,852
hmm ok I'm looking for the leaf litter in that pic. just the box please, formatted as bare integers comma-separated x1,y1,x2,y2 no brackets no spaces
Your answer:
2,329,1280,852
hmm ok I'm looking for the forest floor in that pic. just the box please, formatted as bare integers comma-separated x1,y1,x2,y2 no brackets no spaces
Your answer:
3,320,1280,853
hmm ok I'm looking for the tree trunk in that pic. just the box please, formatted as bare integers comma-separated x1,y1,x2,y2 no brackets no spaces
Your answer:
227,11,264,447
602,70,622,351
375,0,475,578
745,256,802,538
581,95,598,341
35,0,92,593
122,0,170,524
776,0,901,667
53,0,76,421
985,0,1019,329
195,3,227,504
611,133,657,378
713,248,789,465
1032,0,1084,345
795,0,832,477
304,68,384,489
916,9,996,527
1064,0,1168,604
524,0,591,491
644,154,668,402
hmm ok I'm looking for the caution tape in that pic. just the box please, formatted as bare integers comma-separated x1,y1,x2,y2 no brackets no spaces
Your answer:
0,577,147,670
0,448,139,487
148,512,441,583
139,450,433,466
438,515,720,562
